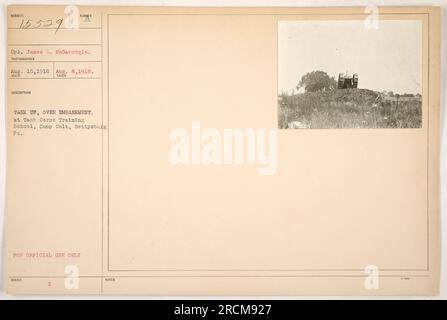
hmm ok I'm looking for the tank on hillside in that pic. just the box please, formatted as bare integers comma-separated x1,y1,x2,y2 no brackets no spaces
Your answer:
337,73,358,89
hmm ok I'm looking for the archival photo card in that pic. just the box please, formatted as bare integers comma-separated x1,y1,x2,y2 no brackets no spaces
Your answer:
278,20,422,129
4,6,440,296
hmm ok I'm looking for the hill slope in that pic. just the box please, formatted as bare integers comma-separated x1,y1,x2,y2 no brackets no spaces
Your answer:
278,89,422,129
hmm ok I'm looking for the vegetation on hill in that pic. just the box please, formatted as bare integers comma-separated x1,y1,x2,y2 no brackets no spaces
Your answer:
278,88,422,129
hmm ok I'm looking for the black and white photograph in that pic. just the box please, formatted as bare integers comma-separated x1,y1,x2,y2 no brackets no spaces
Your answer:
278,20,423,129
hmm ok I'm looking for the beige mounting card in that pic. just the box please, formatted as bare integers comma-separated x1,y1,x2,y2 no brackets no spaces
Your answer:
4,5,441,295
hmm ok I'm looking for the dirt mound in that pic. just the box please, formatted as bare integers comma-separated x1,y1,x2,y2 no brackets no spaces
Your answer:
296,88,380,106
278,88,422,129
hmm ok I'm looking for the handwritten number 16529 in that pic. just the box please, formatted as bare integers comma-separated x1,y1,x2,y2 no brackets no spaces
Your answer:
19,18,64,34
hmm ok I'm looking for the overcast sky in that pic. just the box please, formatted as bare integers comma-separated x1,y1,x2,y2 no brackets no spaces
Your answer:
278,20,422,95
